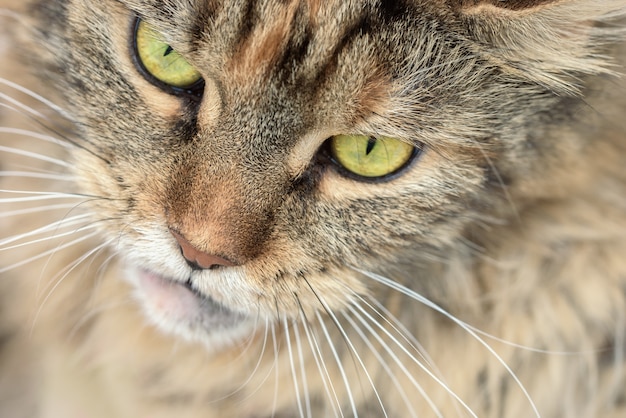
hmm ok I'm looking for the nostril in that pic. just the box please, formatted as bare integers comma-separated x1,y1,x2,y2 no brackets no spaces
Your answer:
169,228,237,270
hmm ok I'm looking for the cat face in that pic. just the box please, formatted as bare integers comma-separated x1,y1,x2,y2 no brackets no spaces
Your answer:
26,0,619,348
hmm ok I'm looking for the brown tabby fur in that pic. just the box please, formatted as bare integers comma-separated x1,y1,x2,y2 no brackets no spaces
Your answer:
0,0,625,417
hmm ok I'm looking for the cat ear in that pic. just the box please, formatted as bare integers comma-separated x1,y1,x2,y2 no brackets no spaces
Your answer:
451,0,626,15
451,0,626,94
453,0,562,14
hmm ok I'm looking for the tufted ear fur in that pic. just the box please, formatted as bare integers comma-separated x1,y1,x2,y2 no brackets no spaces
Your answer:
449,0,626,95
453,0,563,13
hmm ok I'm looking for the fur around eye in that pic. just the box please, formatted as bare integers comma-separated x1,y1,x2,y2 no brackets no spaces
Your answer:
132,18,203,91
328,134,418,179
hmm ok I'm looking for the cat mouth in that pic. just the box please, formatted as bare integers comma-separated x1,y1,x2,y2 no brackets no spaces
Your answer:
133,268,249,332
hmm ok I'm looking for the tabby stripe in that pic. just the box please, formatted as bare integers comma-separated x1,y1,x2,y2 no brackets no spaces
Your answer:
309,14,370,91
233,0,258,53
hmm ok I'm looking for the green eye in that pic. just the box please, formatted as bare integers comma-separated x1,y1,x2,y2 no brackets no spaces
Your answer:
134,19,202,89
329,134,416,179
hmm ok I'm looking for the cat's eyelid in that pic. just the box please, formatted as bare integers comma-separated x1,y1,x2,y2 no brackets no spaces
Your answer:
286,130,333,179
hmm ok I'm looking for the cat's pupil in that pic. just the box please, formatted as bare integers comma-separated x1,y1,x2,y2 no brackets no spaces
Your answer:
365,137,377,155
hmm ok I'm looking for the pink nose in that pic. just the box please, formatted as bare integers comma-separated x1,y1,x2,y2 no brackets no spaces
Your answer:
169,229,237,270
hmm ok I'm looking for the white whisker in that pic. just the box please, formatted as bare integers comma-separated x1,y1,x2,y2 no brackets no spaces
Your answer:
321,307,388,417
0,77,74,121
355,292,436,370
304,279,386,416
0,229,99,274
0,202,80,218
361,295,468,418
348,303,465,418
357,268,541,418
0,93,46,119
31,237,113,333
0,145,70,167
0,171,74,181
315,310,358,417
34,220,108,300
283,317,306,418
207,319,271,403
0,222,98,252
68,297,135,340
0,106,105,163
236,321,279,402
0,127,73,148
0,213,91,247
0,190,87,203
293,319,312,418
340,308,418,418
298,309,343,418
86,250,119,306
465,323,598,355
270,323,280,418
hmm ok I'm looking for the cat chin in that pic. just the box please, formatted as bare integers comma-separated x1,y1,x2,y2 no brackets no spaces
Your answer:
123,266,257,350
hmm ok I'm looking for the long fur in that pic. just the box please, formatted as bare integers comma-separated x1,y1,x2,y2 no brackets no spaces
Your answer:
0,0,625,417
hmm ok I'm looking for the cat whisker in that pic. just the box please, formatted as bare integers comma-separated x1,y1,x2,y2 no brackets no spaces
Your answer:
67,297,136,341
363,296,436,370
0,171,74,182
0,229,99,275
229,316,263,362
326,309,388,417
339,307,420,418
0,190,87,204
348,302,471,418
0,126,74,149
463,322,601,356
358,292,469,414
30,237,114,334
361,295,471,417
0,221,99,252
0,144,71,167
314,310,359,417
302,276,388,417
292,312,312,418
0,202,82,219
0,77,75,121
72,247,120,332
270,322,280,418
34,218,120,305
0,93,47,119
0,213,91,247
36,231,112,299
356,268,541,418
282,316,306,418
232,320,278,404
296,302,343,418
477,146,521,223
205,319,271,404
0,95,110,163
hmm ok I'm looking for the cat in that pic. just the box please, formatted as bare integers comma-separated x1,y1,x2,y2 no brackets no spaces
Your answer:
0,0,625,416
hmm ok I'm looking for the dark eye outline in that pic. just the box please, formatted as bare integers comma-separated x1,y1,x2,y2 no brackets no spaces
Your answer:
129,17,205,99
322,137,424,183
